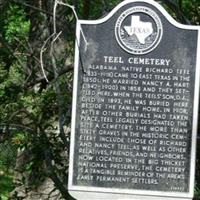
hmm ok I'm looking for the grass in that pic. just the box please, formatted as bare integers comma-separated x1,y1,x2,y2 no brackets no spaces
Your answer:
195,187,200,200
0,174,14,200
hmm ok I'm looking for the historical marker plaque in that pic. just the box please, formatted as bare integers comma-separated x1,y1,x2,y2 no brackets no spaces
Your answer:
68,0,200,199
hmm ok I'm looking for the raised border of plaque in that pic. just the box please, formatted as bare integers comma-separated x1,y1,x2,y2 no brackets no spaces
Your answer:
68,0,200,199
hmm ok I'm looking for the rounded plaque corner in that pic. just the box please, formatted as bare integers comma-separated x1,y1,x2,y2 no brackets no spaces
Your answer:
78,0,200,32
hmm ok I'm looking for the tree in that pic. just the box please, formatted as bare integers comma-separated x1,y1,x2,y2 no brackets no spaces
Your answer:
0,0,199,199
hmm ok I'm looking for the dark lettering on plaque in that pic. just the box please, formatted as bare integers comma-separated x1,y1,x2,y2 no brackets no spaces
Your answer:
68,0,200,200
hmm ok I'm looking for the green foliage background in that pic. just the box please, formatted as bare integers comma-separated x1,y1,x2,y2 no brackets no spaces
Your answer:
0,0,199,199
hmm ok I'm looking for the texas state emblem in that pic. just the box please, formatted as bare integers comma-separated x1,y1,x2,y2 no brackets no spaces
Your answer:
115,6,163,55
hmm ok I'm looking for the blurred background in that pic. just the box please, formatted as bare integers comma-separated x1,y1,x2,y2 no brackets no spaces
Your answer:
0,0,199,199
